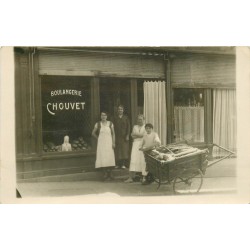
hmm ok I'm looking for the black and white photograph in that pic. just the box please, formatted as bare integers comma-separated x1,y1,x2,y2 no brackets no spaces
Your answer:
1,2,250,250
1,46,240,200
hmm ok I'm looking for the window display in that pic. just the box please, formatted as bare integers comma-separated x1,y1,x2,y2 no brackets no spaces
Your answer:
61,135,72,151
41,76,92,153
173,89,205,143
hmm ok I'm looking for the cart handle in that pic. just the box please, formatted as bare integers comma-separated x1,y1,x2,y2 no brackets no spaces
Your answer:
207,143,236,168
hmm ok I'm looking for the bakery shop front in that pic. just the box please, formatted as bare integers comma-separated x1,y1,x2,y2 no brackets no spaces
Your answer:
14,47,236,180
41,76,92,153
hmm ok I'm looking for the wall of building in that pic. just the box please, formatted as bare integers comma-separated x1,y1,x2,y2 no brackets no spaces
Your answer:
15,48,236,180
38,49,165,79
171,53,235,88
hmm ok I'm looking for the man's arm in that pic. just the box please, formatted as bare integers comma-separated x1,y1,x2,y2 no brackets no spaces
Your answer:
111,124,116,149
125,116,130,141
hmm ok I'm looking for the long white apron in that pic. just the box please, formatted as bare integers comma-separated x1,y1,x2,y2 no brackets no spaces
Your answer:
95,122,115,168
129,125,147,175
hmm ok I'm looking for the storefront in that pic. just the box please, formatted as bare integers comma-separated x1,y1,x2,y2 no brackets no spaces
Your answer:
170,52,236,157
14,47,236,180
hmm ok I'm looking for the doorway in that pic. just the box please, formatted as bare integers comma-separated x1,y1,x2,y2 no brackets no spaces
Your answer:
99,78,131,120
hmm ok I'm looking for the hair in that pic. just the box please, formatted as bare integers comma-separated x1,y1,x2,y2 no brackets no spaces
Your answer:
117,105,124,109
145,123,153,129
100,111,108,116
137,114,145,120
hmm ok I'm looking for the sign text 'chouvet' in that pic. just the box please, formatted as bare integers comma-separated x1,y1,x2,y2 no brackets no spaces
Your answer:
47,89,85,115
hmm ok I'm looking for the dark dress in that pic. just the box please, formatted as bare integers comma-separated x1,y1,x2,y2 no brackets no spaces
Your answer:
113,115,130,165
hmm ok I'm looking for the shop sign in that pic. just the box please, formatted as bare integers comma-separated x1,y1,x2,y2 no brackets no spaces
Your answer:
46,89,85,116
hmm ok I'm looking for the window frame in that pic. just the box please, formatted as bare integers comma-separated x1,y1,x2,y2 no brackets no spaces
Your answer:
171,87,213,148
38,75,98,156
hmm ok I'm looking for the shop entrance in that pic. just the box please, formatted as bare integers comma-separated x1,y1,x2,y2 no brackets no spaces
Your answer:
99,78,131,120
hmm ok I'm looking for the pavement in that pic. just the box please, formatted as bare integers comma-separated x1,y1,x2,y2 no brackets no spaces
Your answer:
16,158,237,199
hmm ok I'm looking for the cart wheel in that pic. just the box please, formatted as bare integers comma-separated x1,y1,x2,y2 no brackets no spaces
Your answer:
154,178,169,184
173,169,203,195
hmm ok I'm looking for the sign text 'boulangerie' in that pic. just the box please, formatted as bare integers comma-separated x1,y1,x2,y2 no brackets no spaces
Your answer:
47,89,85,115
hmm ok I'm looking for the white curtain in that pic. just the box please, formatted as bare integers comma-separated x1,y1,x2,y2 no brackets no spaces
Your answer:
213,89,237,157
174,106,204,142
143,81,167,145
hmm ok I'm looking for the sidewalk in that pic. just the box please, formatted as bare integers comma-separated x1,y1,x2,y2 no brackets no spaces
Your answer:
17,177,236,198
17,158,237,198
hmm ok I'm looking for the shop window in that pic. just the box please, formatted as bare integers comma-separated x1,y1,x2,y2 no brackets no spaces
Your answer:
41,76,92,153
173,88,204,143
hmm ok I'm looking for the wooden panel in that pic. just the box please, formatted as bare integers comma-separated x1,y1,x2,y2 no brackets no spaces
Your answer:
90,78,100,151
15,49,41,156
19,52,33,155
204,89,213,158
38,50,165,78
16,154,96,180
171,53,236,88
130,79,138,126
33,52,43,155
166,59,174,143
15,52,24,155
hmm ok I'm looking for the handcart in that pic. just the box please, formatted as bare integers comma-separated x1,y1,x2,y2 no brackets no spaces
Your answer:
144,143,235,194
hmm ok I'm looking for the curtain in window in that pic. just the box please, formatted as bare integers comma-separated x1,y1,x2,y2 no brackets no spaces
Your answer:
213,89,236,157
143,81,167,145
174,106,204,142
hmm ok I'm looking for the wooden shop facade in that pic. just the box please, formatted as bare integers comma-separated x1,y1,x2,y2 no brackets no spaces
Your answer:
14,47,236,180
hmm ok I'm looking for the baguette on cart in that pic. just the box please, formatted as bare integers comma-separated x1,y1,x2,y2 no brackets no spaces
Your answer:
143,143,209,194
144,142,235,194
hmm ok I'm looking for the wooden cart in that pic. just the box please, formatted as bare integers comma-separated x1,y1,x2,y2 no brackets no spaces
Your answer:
144,148,209,194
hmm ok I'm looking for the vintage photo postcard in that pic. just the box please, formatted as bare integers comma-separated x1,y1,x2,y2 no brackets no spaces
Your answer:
0,46,250,203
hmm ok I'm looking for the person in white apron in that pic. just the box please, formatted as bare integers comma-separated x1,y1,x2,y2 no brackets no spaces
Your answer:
125,115,146,183
92,111,116,181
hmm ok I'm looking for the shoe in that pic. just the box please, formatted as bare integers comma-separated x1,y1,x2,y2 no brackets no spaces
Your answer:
105,177,112,181
121,166,127,169
102,173,108,181
141,177,149,185
109,174,114,180
115,166,120,169
124,178,133,183
133,175,141,182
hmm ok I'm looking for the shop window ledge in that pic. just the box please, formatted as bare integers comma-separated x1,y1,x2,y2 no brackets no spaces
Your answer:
17,150,96,161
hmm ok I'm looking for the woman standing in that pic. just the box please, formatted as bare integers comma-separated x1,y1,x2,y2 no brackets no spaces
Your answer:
124,114,146,183
92,112,116,181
